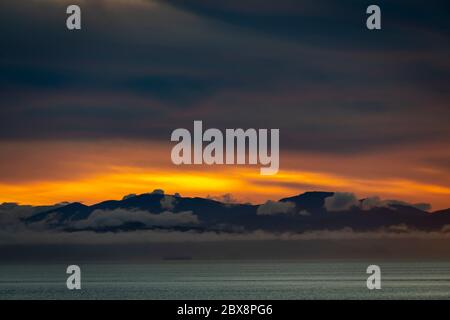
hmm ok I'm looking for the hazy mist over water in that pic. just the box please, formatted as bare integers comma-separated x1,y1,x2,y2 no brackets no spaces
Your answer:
1,261,450,300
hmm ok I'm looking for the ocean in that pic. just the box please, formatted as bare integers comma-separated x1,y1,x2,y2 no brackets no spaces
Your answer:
1,261,449,299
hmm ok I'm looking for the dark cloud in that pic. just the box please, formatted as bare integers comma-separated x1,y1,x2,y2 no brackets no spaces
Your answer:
162,0,450,51
0,0,449,155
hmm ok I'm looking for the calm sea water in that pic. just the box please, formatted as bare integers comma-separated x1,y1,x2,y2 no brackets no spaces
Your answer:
1,261,449,299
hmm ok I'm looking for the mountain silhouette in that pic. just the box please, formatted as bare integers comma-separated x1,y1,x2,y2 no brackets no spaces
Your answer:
23,191,450,233
280,191,333,215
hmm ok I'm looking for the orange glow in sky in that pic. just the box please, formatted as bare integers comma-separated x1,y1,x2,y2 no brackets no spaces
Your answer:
0,140,449,210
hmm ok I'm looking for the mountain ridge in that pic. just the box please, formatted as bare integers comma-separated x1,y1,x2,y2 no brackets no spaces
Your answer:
22,191,450,233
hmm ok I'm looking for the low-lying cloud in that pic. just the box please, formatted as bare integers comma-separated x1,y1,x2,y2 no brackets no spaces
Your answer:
70,208,199,229
0,202,63,230
160,195,177,210
360,196,431,211
324,193,359,212
257,200,296,215
207,193,239,205
1,225,450,246
325,193,432,212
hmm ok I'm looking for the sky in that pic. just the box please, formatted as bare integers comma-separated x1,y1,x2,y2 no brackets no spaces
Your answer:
0,0,449,209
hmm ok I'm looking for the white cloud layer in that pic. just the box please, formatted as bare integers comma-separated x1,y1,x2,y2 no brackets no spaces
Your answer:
325,193,432,212
70,208,199,229
160,195,177,210
324,193,359,212
257,200,296,215
1,225,450,245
